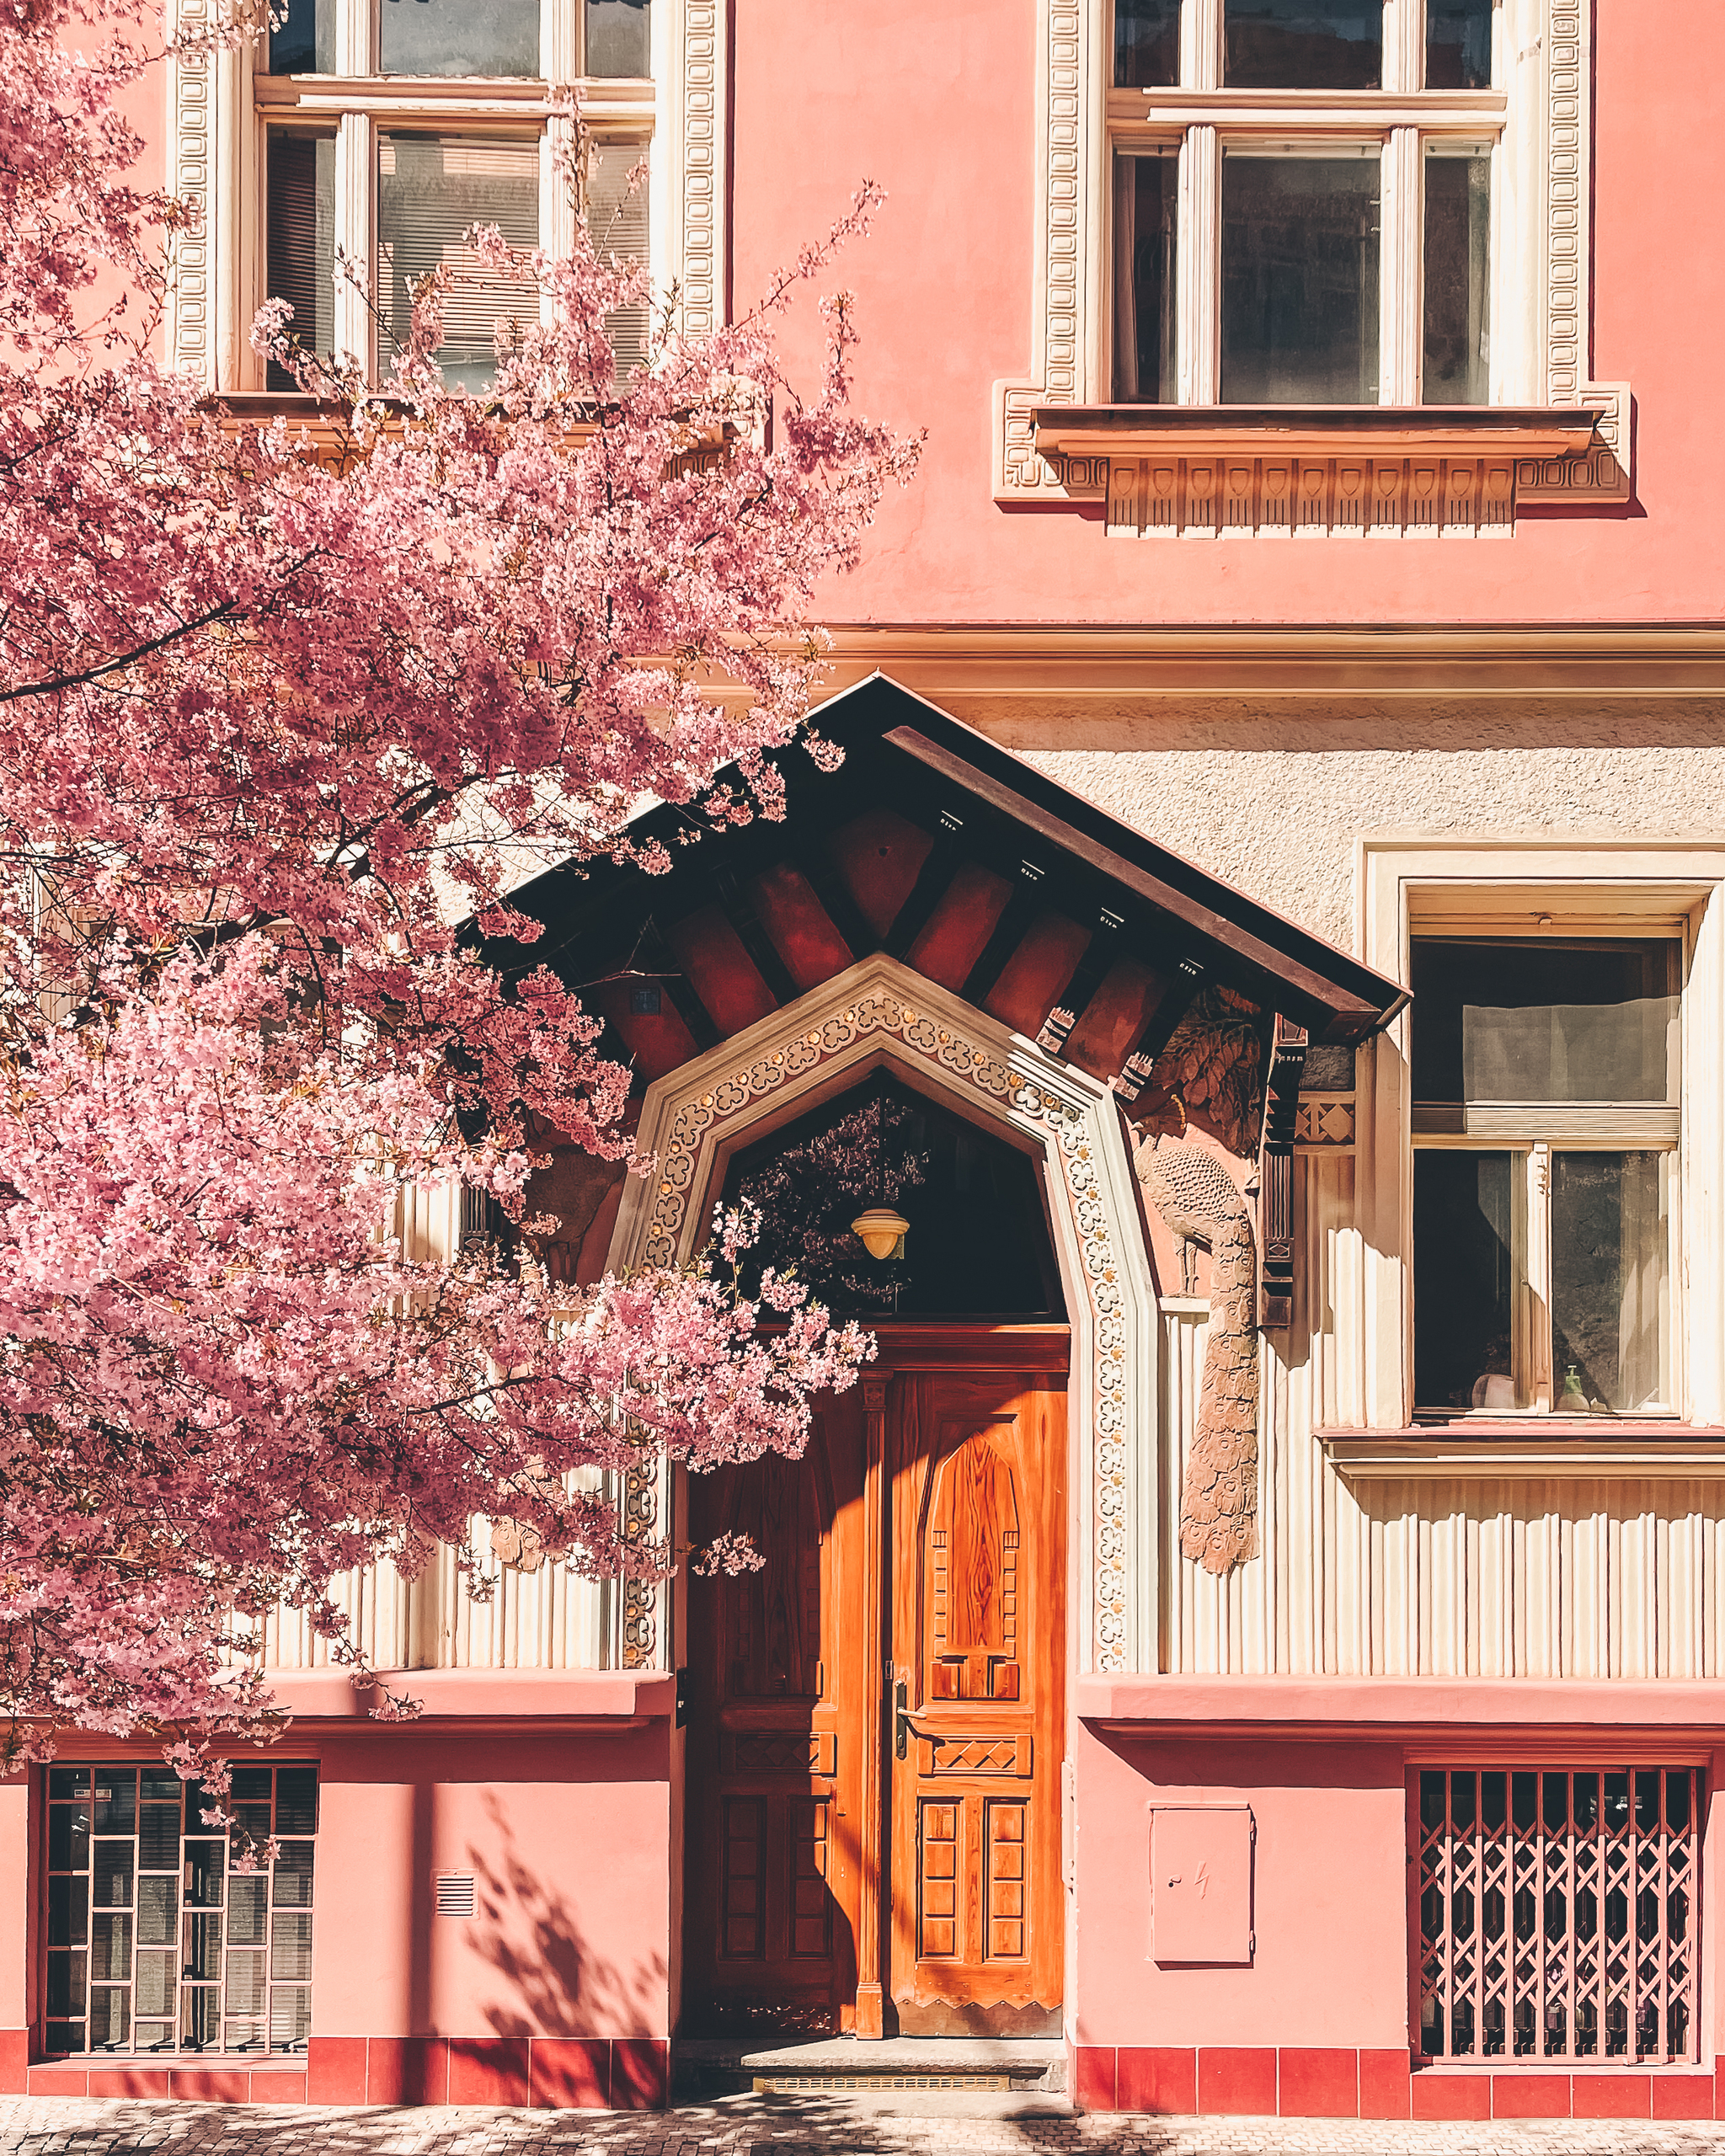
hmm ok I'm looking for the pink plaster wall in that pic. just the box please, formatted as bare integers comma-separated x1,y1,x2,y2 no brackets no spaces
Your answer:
310,1729,673,2041
1071,1726,1411,2050
0,1780,27,2031
732,0,1725,628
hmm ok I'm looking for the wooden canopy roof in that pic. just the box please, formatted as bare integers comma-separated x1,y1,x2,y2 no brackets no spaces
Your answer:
488,675,1406,1097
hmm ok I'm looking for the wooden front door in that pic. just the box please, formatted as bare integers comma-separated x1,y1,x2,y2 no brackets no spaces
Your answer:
685,1335,1067,2038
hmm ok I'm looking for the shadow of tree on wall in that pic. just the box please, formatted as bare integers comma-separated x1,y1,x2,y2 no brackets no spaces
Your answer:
464,1790,665,2039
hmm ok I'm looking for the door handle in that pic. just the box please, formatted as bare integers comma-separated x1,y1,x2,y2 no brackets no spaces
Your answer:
895,1678,910,1760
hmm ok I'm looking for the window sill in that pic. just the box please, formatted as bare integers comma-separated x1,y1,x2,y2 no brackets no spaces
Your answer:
1322,1425,1725,1480
1028,402,1626,536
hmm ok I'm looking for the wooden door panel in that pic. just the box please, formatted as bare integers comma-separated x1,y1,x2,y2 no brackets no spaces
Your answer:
889,1370,1065,2036
684,1396,864,2035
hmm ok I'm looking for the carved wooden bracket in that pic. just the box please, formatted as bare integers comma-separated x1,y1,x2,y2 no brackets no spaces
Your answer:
1256,1015,1308,1331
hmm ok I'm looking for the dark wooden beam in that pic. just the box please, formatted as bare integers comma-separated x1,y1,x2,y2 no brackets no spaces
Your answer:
884,808,967,960
715,869,800,1008
883,723,1389,1036
792,839,880,963
1110,957,1208,1102
1037,913,1124,1058
960,873,1049,1006
642,919,721,1053
1256,1014,1308,1331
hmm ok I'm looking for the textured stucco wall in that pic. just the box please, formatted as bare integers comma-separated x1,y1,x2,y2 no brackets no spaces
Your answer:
984,705,1725,951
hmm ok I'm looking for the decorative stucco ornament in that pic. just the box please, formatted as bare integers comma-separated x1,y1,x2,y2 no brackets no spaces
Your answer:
1134,1105,1259,1576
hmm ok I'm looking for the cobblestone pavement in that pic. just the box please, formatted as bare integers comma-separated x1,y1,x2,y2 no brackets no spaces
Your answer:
8,2096,1725,2156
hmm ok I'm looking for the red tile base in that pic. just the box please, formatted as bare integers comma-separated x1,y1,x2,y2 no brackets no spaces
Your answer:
0,2033,26,2097
1359,2049,1412,2120
1198,2048,1277,2116
1116,2047,1196,2115
1572,2075,1652,2119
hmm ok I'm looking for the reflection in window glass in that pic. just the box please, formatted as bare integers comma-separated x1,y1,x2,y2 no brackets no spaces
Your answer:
1552,1151,1668,1412
1411,940,1680,1105
586,140,652,378
585,0,651,77
1414,1150,1514,1412
377,136,541,393
1221,156,1380,403
268,0,332,74
381,0,540,78
265,135,336,392
1423,156,1490,404
1427,0,1492,87
1225,0,1381,87
1115,0,1179,85
1113,153,1177,403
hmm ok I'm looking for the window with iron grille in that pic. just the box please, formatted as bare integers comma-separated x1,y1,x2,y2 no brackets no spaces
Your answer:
1416,1767,1700,2065
45,1762,317,2056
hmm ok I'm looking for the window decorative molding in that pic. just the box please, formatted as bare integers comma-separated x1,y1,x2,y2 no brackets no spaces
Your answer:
164,0,725,392
995,0,1631,526
605,953,1161,1675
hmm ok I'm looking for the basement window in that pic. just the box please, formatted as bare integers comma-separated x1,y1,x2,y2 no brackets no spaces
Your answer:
1416,1767,1700,2065
45,1762,318,2056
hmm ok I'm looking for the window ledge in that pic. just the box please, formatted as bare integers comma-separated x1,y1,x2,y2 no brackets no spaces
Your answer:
1322,1426,1725,1480
1028,402,1626,536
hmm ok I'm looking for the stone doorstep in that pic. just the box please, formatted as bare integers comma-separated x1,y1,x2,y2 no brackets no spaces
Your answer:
738,2038,1066,2095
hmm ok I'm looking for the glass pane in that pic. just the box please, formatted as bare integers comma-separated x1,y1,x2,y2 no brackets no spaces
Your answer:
266,134,335,390
378,135,541,393
139,1804,180,1873
1113,154,1177,403
587,140,651,378
183,1913,223,1984
134,2020,174,2052
49,1768,91,1801
271,1911,314,1983
231,1802,273,1852
273,1841,315,1908
381,0,540,77
89,1989,130,2050
230,1768,273,1803
1414,1151,1514,1411
1412,941,1680,1104
227,2018,267,2052
183,1840,225,1909
138,1875,179,1946
1115,0,1179,84
585,0,650,77
93,1842,134,1909
230,1875,268,1946
136,1949,177,2018
91,1912,131,1982
275,1769,318,1836
1225,0,1381,86
46,1951,86,2018
1423,156,1490,404
50,1804,89,1872
1552,1151,1668,1412
1428,0,1491,86
1221,156,1380,403
226,1949,268,2015
49,1875,88,1947
180,1988,222,2051
271,1988,313,2051
140,1767,183,1805
270,0,333,72
92,1771,136,1835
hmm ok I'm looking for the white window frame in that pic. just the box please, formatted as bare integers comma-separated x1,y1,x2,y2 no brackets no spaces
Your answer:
1355,843,1725,1433
1107,0,1505,407
163,0,724,393
994,0,1629,503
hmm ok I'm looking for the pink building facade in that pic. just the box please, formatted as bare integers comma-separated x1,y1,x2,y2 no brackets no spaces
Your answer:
8,0,1725,2123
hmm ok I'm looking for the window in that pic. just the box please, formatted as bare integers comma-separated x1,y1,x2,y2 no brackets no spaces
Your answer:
1416,1767,1700,2066
1411,937,1680,1417
1107,0,1498,405
45,1762,318,2057
259,0,654,390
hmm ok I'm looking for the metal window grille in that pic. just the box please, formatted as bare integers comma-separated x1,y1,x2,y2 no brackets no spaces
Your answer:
45,1762,317,2057
1416,1766,1700,2065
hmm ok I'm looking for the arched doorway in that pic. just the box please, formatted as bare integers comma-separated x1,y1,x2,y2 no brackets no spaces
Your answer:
682,1069,1069,2036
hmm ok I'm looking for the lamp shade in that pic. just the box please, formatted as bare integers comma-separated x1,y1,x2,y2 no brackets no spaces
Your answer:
850,1206,909,1262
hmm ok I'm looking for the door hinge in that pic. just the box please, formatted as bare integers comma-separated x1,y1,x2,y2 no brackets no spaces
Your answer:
675,1665,688,1727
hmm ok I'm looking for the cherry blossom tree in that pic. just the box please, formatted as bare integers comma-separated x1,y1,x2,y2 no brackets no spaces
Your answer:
0,0,917,1772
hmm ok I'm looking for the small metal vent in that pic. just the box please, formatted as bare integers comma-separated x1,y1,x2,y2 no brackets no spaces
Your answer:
434,1872,476,1918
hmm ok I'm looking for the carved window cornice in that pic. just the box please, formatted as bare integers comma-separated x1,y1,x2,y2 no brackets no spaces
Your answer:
994,0,1631,529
